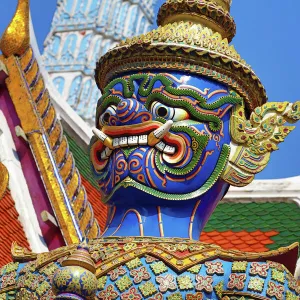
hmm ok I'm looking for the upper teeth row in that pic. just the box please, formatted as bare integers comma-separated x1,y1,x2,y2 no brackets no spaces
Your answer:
93,121,176,160
113,135,148,147
100,135,175,159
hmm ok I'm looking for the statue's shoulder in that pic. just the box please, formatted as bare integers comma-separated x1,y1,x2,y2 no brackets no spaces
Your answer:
1,238,299,299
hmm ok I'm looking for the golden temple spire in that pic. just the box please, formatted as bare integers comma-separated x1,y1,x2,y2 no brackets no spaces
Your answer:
0,0,30,57
157,0,236,41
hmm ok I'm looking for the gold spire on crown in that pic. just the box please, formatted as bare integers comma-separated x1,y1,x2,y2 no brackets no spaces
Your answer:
0,0,30,57
95,0,267,112
157,0,235,41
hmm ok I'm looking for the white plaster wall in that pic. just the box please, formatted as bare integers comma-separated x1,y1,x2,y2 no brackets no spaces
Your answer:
224,176,300,203
42,0,158,124
0,112,48,253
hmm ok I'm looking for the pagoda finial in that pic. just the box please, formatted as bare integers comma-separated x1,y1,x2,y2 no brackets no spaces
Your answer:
157,0,236,41
0,0,30,57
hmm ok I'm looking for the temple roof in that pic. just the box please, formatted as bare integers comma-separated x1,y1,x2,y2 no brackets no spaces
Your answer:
65,132,108,232
202,202,300,253
0,190,30,266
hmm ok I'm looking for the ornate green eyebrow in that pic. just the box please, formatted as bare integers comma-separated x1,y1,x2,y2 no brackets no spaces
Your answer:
145,92,241,132
96,73,242,131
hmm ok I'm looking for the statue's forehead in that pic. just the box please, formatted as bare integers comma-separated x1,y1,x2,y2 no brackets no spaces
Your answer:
111,72,230,95
97,73,235,118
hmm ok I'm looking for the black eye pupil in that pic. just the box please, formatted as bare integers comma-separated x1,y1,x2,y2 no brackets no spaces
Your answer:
103,113,110,123
157,107,168,117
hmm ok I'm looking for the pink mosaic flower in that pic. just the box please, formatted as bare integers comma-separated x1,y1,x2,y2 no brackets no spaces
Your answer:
267,281,284,300
121,287,142,300
130,266,151,284
98,284,119,300
205,261,224,275
149,293,163,300
108,266,127,281
156,274,177,293
1,272,16,288
250,262,269,277
195,275,213,292
227,274,246,290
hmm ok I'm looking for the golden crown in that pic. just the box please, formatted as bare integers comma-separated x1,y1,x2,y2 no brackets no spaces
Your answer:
95,0,267,111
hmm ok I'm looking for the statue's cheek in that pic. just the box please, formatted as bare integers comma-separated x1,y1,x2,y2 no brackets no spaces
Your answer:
90,140,109,173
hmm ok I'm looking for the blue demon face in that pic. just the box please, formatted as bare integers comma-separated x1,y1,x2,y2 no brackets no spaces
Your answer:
90,72,241,204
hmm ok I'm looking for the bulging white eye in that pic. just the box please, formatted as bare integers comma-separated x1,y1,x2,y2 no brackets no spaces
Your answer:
151,101,189,121
99,105,117,127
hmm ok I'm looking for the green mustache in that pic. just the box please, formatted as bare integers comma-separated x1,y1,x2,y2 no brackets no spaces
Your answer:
154,121,210,176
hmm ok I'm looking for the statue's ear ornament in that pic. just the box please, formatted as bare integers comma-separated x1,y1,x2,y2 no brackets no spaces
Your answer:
222,101,300,187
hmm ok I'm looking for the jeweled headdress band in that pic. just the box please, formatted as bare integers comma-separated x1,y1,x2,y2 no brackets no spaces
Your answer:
95,0,267,112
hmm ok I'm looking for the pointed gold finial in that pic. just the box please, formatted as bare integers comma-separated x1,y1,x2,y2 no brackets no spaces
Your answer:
0,162,9,200
0,0,30,57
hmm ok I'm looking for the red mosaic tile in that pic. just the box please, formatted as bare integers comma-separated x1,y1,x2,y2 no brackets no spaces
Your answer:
81,176,108,232
200,230,279,252
0,190,30,267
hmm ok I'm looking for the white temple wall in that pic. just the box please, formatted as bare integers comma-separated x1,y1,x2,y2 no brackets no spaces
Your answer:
0,112,48,253
42,0,158,123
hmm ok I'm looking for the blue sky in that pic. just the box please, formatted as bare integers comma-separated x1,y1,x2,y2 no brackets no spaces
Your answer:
0,0,300,180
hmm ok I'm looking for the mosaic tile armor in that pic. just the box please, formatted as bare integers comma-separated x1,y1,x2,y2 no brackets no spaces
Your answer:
0,0,299,299
0,238,299,299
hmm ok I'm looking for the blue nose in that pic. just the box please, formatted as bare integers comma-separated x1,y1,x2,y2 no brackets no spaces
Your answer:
116,98,152,125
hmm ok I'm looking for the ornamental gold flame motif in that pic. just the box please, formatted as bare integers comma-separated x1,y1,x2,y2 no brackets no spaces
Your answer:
0,0,30,57
0,162,9,200
0,0,299,299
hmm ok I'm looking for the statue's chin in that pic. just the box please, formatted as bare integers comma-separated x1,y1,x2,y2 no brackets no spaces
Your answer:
103,186,166,206
100,173,226,206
